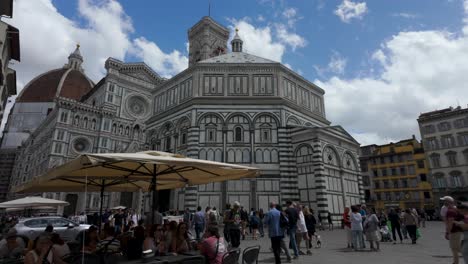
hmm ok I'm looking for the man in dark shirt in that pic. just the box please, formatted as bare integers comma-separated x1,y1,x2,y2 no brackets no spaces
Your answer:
388,208,403,244
285,201,299,259
114,209,124,235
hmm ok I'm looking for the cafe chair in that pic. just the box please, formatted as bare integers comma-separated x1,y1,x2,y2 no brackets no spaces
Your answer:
180,255,205,264
242,246,260,264
222,248,241,264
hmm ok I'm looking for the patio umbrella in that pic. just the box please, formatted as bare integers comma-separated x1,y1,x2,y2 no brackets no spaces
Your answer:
14,151,259,224
0,196,69,208
5,206,56,212
111,206,126,210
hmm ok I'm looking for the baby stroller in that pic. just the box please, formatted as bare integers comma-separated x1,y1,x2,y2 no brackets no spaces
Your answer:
380,226,392,242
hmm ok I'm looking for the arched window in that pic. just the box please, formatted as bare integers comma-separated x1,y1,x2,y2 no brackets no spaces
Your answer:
112,124,117,134
73,115,80,126
234,127,243,142
450,171,463,187
83,117,88,129
165,137,172,152
91,119,96,130
125,126,130,135
119,125,123,134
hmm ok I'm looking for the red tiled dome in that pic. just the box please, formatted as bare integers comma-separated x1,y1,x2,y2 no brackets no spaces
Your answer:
16,68,94,103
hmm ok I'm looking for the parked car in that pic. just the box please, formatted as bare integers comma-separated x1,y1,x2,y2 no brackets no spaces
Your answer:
15,216,90,241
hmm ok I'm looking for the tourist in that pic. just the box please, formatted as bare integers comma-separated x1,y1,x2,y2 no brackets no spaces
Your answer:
51,233,70,259
265,202,285,264
225,201,242,248
223,203,232,243
193,206,206,240
443,196,463,264
327,211,333,231
453,202,468,264
144,225,160,253
165,221,178,253
171,222,190,253
240,206,249,240
399,209,409,240
343,207,352,248
285,200,299,259
183,208,193,227
364,208,380,251
275,204,292,262
259,208,265,237
402,208,419,244
113,209,124,234
303,206,315,254
25,234,66,264
198,225,227,264
0,228,25,259
388,208,403,244
419,209,426,228
205,206,213,227
350,205,364,251
296,205,310,255
212,207,220,224
249,211,260,240
97,226,121,254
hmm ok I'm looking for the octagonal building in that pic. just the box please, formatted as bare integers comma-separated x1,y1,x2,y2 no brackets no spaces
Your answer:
7,17,363,222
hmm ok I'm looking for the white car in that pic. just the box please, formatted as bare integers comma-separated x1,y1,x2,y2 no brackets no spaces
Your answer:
15,216,90,241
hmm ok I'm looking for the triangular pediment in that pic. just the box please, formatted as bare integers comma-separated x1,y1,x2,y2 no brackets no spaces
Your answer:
105,58,165,85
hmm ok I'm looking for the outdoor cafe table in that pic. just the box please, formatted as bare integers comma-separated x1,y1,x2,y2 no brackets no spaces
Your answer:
123,251,205,264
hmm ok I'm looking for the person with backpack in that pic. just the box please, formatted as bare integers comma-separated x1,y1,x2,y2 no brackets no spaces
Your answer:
225,201,242,248
265,202,286,264
250,211,261,240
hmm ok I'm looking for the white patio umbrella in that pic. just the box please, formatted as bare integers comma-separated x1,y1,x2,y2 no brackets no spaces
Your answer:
0,196,69,208
5,206,56,212
111,206,126,210
14,151,259,224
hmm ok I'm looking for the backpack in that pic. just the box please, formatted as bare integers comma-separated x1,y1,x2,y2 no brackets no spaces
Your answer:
280,213,289,229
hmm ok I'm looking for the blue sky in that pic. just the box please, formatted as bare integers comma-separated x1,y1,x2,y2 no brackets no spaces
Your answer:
3,0,468,144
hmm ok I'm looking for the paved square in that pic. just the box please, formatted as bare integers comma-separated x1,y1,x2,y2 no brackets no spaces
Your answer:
235,222,458,264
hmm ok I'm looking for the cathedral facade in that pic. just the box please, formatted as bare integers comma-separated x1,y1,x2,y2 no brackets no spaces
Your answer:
5,17,363,222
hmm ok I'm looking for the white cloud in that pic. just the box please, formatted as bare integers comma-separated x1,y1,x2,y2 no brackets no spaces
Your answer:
318,14,468,144
282,7,299,27
275,24,307,51
228,18,285,62
131,37,188,78
314,51,347,77
392,12,418,19
257,15,265,22
1,0,188,131
334,0,368,23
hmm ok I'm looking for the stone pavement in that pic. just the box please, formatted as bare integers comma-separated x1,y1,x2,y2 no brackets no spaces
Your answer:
234,221,459,264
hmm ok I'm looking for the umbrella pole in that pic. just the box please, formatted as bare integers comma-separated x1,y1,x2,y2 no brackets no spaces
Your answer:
151,164,157,224
99,182,105,232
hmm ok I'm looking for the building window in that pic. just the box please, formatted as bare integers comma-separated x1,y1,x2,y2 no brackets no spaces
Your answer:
112,124,117,134
56,130,65,141
83,117,88,128
53,143,62,154
181,133,187,145
73,115,80,126
449,171,463,187
435,175,446,188
391,168,397,176
107,93,114,103
441,135,455,148
91,119,97,130
423,125,436,134
60,112,68,123
402,179,408,188
408,165,415,175
459,134,468,146
373,170,379,177
463,150,468,163
439,122,451,131
423,192,431,199
382,168,387,176
430,154,441,168
234,127,243,142
417,160,425,169
383,181,389,188
165,137,171,151
103,120,110,132
420,173,427,181
393,180,399,188
206,128,216,142
446,151,458,166
100,138,108,148
399,167,406,175
108,83,115,92
426,138,438,150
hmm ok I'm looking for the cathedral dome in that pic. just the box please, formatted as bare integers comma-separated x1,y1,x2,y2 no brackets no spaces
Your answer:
16,45,94,103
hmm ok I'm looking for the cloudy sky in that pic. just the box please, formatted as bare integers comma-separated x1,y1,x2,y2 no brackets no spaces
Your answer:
1,0,468,145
